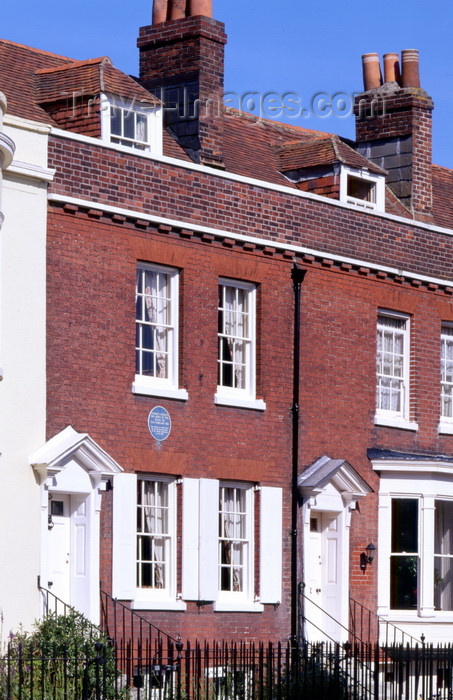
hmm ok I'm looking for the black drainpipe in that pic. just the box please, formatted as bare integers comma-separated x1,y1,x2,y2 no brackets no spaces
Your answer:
290,262,306,645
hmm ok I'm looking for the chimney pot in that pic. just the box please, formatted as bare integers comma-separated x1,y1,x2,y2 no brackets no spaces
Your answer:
169,0,186,20
401,49,420,88
189,0,212,16
383,53,401,84
362,53,382,91
152,0,168,24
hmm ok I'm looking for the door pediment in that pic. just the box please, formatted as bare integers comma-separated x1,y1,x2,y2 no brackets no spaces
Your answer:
30,425,122,492
298,455,372,511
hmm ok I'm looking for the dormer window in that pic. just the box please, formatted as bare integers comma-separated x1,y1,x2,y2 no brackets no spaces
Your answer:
101,94,162,155
340,165,385,211
347,175,375,203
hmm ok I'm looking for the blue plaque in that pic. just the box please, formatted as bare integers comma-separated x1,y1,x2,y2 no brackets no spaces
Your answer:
148,406,171,442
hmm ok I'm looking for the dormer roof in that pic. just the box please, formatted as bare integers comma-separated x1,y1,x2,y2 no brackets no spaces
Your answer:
35,57,159,107
275,134,386,176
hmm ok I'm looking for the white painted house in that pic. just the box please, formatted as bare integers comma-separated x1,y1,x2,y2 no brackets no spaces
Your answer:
0,96,52,638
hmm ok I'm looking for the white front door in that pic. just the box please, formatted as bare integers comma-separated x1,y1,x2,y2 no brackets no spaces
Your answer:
48,493,90,616
48,495,71,601
304,511,345,642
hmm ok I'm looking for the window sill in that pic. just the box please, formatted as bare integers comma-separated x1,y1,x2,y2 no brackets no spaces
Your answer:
132,379,189,401
374,414,418,431
214,393,266,411
131,599,187,612
214,600,264,613
438,421,453,435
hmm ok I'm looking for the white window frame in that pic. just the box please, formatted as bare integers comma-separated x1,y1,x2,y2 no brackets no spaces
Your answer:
340,165,385,212
439,324,453,434
372,459,453,642
375,310,417,430
183,479,282,612
132,263,188,400
217,482,254,607
215,279,265,411
100,93,163,156
135,476,177,603
112,472,185,610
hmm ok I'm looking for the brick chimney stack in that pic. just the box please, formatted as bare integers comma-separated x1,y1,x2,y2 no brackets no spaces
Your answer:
354,50,434,221
138,1,226,167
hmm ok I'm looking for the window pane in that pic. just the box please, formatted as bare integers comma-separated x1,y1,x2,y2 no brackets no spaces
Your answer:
219,485,249,594
136,266,173,380
390,556,418,610
434,556,453,611
218,282,253,392
110,106,121,136
392,499,418,553
137,479,170,591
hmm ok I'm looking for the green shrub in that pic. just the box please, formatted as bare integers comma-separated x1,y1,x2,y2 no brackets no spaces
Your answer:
0,611,126,699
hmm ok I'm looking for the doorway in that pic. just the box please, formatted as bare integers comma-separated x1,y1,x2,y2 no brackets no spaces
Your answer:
47,493,91,616
304,511,344,642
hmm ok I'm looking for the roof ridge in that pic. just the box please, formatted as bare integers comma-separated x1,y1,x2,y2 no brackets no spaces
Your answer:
35,56,112,75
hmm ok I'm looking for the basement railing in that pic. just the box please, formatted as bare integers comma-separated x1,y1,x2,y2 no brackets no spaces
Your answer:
349,597,422,648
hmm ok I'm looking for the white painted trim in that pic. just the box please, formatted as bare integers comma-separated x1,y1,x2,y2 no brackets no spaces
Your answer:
132,381,189,401
374,415,419,431
199,478,219,602
48,127,453,240
47,193,453,289
213,601,263,612
99,93,163,157
7,161,55,182
260,487,282,605
371,460,453,475
4,114,52,135
438,421,453,435
112,472,137,600
214,394,266,410
182,478,200,600
340,164,385,212
131,599,187,611
135,263,182,396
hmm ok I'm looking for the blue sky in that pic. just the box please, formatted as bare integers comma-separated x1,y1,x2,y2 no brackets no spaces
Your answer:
2,0,453,167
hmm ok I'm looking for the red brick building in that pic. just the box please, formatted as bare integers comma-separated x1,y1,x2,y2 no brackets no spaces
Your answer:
2,1,453,648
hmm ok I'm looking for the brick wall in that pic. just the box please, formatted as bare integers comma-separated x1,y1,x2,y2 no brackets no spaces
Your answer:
46,186,453,639
49,135,453,281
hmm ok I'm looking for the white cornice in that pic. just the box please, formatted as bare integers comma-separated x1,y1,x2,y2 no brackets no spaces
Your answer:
48,192,453,289
371,460,453,475
4,114,52,135
48,127,453,240
7,160,55,182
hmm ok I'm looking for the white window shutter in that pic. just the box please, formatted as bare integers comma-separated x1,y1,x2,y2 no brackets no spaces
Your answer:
199,478,219,602
112,472,137,600
260,487,282,604
182,478,200,600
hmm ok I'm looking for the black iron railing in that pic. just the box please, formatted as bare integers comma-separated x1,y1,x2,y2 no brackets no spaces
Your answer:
4,636,453,700
349,597,422,648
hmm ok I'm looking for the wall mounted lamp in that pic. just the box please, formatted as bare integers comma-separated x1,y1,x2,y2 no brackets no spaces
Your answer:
360,543,376,571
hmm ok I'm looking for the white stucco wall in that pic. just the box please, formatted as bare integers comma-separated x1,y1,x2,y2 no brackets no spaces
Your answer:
0,115,51,638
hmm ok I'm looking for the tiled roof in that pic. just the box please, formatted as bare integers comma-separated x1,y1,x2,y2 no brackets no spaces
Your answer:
275,134,386,175
0,39,71,124
35,58,159,106
432,165,453,229
1,38,453,230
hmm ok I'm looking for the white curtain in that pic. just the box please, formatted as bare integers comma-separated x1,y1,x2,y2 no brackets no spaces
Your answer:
144,270,168,379
434,501,453,610
220,487,244,592
222,287,247,389
143,481,167,589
